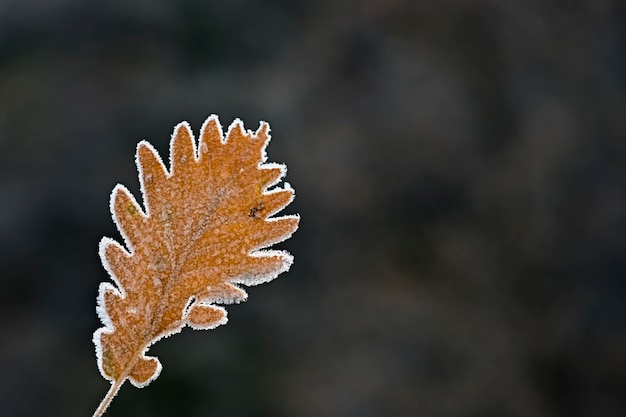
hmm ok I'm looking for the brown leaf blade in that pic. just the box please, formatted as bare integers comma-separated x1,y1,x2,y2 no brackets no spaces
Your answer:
93,115,298,393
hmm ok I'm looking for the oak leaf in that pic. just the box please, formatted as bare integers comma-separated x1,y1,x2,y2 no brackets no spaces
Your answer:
92,115,298,415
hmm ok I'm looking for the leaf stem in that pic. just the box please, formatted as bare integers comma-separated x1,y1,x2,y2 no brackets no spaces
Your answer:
92,379,124,417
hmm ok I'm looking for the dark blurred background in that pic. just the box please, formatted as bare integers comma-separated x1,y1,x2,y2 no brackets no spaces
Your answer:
0,1,625,416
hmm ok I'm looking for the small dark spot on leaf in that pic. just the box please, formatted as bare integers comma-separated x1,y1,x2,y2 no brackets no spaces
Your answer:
249,202,265,218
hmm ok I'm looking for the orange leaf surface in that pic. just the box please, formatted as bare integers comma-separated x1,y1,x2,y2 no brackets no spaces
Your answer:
93,115,298,393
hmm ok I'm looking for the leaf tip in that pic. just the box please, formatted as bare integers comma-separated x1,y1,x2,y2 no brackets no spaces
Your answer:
186,304,228,330
128,356,162,388
96,281,123,322
226,117,246,141
199,114,225,147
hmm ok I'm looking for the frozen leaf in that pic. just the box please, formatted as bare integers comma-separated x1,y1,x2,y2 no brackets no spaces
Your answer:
92,115,298,416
